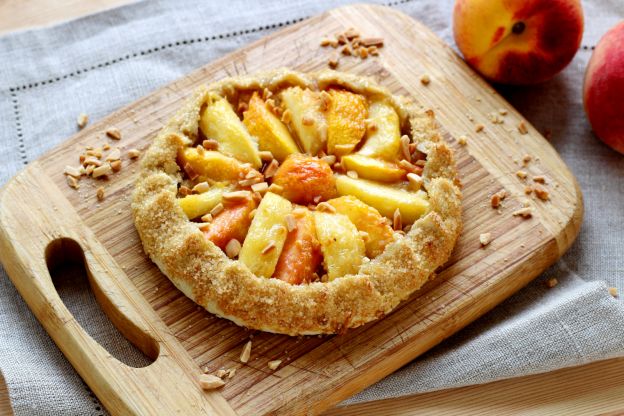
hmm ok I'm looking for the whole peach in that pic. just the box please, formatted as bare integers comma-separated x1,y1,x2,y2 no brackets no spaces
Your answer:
453,0,584,85
583,22,624,155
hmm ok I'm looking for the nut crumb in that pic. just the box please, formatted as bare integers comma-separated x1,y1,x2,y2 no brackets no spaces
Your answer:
66,175,80,189
393,208,402,231
199,374,225,390
77,113,89,129
533,175,546,184
268,360,282,370
546,278,558,288
227,368,236,379
420,74,431,85
479,232,492,246
128,148,140,159
518,121,529,135
534,185,550,201
105,127,122,140
457,135,468,145
516,170,528,179
522,154,532,165
225,239,241,258
215,369,227,378
406,173,423,190
490,190,506,208
609,287,618,297
512,207,533,218
96,187,105,201
240,340,252,363
475,124,485,133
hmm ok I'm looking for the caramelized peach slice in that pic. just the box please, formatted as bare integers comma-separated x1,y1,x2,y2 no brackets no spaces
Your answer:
178,148,253,183
273,209,322,284
327,196,395,258
200,94,262,168
313,211,365,280
341,154,406,183
203,198,256,250
358,99,401,161
243,92,300,162
239,192,292,278
326,89,368,156
279,87,327,155
178,186,226,219
335,175,430,223
271,154,337,205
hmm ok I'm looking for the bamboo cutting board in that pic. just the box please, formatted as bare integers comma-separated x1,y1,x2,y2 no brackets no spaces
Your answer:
0,4,582,415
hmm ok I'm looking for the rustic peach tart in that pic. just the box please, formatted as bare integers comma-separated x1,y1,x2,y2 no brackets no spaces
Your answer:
132,68,462,335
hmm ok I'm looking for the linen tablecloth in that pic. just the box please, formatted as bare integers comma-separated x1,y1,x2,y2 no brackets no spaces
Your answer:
0,0,623,414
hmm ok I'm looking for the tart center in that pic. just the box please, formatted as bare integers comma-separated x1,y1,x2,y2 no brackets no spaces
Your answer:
176,85,430,284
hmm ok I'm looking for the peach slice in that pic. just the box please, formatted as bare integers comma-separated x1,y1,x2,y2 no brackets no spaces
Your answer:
341,154,406,183
200,94,262,168
243,92,300,162
178,148,252,183
271,154,337,205
327,196,395,258
178,186,226,219
279,86,327,155
239,192,292,278
273,208,322,285
204,198,256,250
335,175,429,223
313,211,365,281
326,89,368,156
358,99,401,161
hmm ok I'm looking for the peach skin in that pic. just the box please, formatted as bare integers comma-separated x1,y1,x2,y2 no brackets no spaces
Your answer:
583,21,624,155
453,0,584,85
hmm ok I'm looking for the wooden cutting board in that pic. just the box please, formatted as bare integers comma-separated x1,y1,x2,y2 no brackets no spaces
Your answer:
0,4,582,415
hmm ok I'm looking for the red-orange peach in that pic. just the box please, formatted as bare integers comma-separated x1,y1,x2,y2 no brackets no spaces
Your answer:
453,0,584,85
583,22,624,155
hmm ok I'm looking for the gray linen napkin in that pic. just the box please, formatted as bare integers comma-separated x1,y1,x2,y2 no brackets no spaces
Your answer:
0,0,623,414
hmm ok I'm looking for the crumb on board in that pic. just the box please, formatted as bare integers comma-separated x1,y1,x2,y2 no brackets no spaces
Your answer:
546,278,558,288
420,74,431,86
320,29,384,69
518,121,529,135
490,190,507,209
96,187,105,201
77,113,89,129
609,287,618,298
479,233,492,246
475,123,485,133
268,360,282,371
105,127,122,140
199,374,225,391
240,340,252,363
512,207,533,218
457,135,468,146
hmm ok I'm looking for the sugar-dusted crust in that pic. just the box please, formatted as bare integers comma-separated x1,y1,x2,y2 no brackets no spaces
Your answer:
132,68,462,335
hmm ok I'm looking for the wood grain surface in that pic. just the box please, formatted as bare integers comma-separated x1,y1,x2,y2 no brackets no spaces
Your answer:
0,2,600,416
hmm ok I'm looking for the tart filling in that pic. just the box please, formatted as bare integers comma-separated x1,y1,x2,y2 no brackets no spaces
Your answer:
133,69,462,335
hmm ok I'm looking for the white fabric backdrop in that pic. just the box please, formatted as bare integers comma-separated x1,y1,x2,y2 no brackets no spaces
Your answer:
0,0,622,414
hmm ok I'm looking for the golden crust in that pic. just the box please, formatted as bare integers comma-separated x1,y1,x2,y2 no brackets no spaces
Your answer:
132,68,462,335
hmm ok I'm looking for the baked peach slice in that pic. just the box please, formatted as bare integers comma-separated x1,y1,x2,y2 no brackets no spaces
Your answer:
326,89,368,156
238,192,292,278
327,196,395,258
271,154,337,205
178,148,252,183
203,198,256,250
200,94,262,168
314,211,366,281
273,208,322,285
178,186,227,219
243,92,300,162
358,99,402,161
279,86,327,155
341,154,406,183
335,175,429,223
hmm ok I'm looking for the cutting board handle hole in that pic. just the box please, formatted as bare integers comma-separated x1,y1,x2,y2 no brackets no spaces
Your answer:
45,238,159,367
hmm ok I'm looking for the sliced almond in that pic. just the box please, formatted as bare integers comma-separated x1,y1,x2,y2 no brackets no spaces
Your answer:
406,173,423,191
240,340,252,363
285,214,297,232
64,165,82,178
222,190,252,203
267,360,282,371
199,374,225,390
250,182,269,193
225,239,241,258
192,182,210,193
105,127,122,140
92,163,113,178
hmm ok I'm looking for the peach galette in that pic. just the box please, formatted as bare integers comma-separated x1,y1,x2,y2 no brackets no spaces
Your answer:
132,69,461,335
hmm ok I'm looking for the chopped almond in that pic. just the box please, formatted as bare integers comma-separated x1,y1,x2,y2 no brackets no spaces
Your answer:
533,175,546,184
420,74,431,86
240,341,252,363
96,187,105,201
268,360,282,370
534,185,550,200
546,278,558,288
199,374,225,390
224,238,242,258
479,233,492,246
518,121,529,135
105,127,122,140
128,148,141,159
77,113,88,129
512,207,533,218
